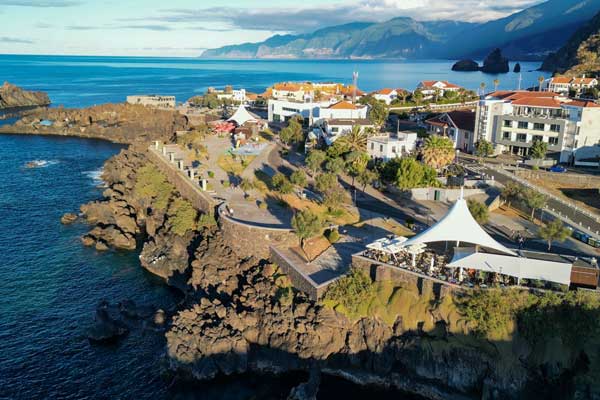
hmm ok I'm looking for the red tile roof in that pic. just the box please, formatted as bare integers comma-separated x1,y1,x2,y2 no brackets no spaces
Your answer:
571,77,597,85
564,100,600,108
488,90,559,101
420,80,461,89
550,77,571,84
375,88,395,95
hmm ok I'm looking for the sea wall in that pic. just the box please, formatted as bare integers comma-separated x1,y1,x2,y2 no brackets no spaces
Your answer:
217,204,297,259
146,147,216,216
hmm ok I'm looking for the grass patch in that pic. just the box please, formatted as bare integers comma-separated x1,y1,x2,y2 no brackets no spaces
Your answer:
217,153,256,176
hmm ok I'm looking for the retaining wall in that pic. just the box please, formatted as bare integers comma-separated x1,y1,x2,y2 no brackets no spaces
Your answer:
515,170,600,188
147,147,216,216
218,205,298,259
269,246,333,301
352,254,463,299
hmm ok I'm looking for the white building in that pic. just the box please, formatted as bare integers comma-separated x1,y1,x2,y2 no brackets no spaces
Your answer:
474,90,600,163
317,119,374,146
367,132,418,161
545,76,598,95
416,80,462,99
126,95,175,108
371,88,398,105
425,110,477,152
319,101,368,120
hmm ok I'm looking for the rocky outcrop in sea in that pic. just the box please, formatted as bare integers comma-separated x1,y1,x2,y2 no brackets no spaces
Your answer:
0,82,50,109
480,48,510,74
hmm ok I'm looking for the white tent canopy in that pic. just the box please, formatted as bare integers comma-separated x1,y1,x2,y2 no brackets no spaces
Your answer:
448,249,572,286
402,197,517,256
228,105,259,126
366,236,408,254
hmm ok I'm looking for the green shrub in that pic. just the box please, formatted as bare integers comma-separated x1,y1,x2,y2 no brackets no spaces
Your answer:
324,268,374,317
134,164,174,210
197,213,217,228
168,198,198,236
207,171,215,178
272,173,293,194
258,201,268,210
325,229,340,243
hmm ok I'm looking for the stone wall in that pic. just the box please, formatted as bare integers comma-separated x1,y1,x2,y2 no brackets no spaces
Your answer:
352,254,463,299
218,206,298,260
147,148,216,216
269,246,332,301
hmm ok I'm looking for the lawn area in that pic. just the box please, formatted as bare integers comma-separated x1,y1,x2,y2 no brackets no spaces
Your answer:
217,153,256,176
280,192,360,226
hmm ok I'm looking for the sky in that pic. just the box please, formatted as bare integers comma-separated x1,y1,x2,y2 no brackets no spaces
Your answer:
0,0,545,57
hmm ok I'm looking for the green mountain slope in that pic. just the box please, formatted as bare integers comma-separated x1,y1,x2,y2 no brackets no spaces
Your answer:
541,11,600,74
200,0,600,60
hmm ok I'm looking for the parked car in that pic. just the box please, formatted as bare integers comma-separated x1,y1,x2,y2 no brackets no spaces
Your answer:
549,165,567,173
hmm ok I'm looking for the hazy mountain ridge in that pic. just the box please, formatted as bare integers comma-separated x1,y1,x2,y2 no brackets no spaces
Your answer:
201,0,600,60
541,10,600,75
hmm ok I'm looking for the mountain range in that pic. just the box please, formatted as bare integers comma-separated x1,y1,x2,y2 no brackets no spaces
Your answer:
201,0,600,60
541,10,600,75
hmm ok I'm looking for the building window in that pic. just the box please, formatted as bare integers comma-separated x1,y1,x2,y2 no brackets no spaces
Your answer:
464,132,469,140
504,120,512,128
370,142,374,150
518,121,528,129
392,146,397,153
273,114,281,122
380,145,383,152
517,133,527,143
533,122,545,131
503,131,511,140
549,137,559,146
331,127,339,133
550,124,560,133
533,135,544,143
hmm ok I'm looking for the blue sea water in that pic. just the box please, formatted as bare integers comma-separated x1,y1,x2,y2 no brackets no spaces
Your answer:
0,55,539,399
0,55,547,108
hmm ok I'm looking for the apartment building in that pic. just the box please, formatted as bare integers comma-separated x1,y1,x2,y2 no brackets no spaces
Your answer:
545,76,598,95
425,110,476,152
367,132,418,161
474,91,600,163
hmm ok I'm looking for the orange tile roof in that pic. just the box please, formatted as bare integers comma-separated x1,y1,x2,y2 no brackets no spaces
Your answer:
488,90,559,101
550,77,571,84
572,77,597,85
420,80,461,89
564,100,600,108
273,83,303,92
511,97,562,108
328,101,360,110
376,88,395,95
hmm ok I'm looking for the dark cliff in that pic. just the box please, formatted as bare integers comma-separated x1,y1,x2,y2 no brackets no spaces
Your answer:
0,82,50,109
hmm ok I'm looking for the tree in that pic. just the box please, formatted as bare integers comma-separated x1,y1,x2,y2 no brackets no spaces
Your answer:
367,100,389,127
479,82,486,97
240,178,255,195
422,135,455,170
538,76,545,92
279,117,303,146
315,172,338,193
272,173,293,194
524,189,547,220
539,219,570,250
305,150,326,175
357,168,378,192
336,125,369,153
530,140,548,160
325,157,345,174
397,89,409,104
291,209,322,252
322,185,347,210
395,158,425,189
290,170,307,187
412,90,424,106
475,139,493,158
501,182,522,208
493,79,500,92
468,200,489,225
168,198,198,236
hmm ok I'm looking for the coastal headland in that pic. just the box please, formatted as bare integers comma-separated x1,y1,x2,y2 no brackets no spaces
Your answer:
5,83,600,400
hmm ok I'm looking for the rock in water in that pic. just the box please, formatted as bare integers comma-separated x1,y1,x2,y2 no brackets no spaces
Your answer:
0,82,50,109
154,309,166,325
452,59,480,72
481,48,510,74
87,301,128,343
513,63,521,73
60,213,78,224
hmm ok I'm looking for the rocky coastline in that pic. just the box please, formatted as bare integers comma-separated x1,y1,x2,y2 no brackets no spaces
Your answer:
68,148,600,400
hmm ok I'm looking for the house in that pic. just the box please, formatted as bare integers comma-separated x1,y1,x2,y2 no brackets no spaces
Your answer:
416,81,462,99
316,118,374,146
271,83,310,102
475,90,600,163
372,88,398,105
570,76,598,92
126,95,175,108
545,76,598,95
367,132,418,161
319,101,368,121
425,110,477,152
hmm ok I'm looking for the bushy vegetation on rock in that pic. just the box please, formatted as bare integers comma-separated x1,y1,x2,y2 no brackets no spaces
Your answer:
134,164,174,210
168,198,198,236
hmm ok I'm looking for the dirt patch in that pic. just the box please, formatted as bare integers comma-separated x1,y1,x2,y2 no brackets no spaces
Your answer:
560,188,600,213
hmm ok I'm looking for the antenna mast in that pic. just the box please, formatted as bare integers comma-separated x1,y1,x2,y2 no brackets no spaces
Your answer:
352,71,358,104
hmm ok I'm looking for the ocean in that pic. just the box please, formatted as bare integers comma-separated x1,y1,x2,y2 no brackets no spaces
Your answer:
0,55,546,399
0,55,547,108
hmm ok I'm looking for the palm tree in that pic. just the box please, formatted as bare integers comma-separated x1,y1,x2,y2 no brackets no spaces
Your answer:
337,125,368,153
493,79,500,92
422,135,455,170
479,82,486,97
538,76,545,92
